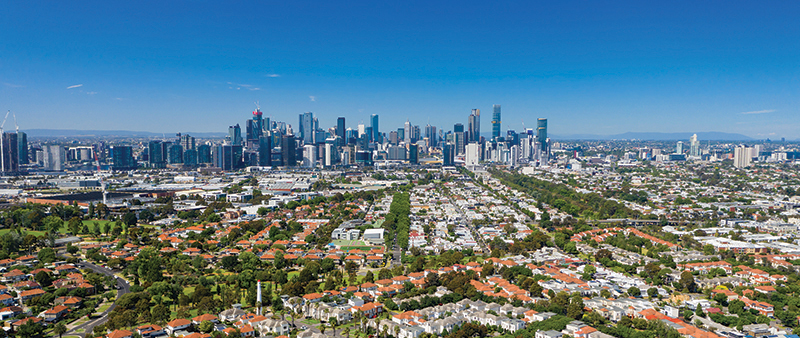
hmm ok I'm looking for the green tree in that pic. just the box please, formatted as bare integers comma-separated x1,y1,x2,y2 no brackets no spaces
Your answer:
54,323,67,338
198,320,214,333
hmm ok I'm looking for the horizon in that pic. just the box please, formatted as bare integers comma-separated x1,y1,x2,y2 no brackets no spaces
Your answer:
2,1,799,138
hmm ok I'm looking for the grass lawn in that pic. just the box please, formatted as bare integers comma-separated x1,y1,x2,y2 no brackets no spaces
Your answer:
97,302,112,313
341,246,377,251
58,219,118,234
76,329,85,333
0,228,46,236
371,220,384,228
183,285,195,295
302,319,320,325
64,335,83,338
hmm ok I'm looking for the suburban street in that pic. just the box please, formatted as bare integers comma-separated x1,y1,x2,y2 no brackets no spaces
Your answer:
68,261,131,337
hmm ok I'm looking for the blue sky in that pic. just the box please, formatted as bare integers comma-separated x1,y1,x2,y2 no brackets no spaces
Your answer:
1,1,799,138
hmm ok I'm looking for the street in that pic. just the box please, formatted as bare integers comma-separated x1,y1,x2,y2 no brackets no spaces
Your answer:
67,261,131,337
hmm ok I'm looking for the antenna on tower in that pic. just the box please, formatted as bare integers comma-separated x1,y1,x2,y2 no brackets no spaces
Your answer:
12,112,18,133
254,101,260,110
521,118,525,130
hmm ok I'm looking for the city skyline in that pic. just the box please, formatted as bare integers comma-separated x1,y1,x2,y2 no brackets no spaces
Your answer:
1,1,799,138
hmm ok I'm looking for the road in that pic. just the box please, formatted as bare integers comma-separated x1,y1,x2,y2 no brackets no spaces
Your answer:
68,261,131,337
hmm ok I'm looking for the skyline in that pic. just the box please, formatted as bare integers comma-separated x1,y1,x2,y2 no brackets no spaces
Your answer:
1,1,799,138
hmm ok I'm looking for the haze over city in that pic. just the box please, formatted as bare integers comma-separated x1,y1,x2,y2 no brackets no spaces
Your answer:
1,1,798,139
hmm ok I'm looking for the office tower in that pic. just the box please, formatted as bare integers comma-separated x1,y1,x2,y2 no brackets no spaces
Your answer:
425,125,437,147
734,145,751,168
507,130,519,147
148,140,165,168
42,145,65,171
247,108,264,146
299,112,316,144
454,123,465,155
197,144,212,164
17,131,27,165
357,123,365,137
537,118,547,152
180,134,195,151
303,145,317,168
397,128,405,143
215,145,243,171
412,125,420,143
324,142,334,167
404,120,412,143
676,141,684,154
183,149,198,167
167,144,183,164
110,146,136,171
389,131,399,145
0,133,18,174
336,117,346,145
229,124,243,146
387,145,407,160
468,109,480,143
492,105,501,139
466,143,480,166
281,134,296,167
689,134,700,157
346,128,357,145
371,114,380,143
442,143,455,166
408,144,418,164
258,136,272,167
364,127,373,144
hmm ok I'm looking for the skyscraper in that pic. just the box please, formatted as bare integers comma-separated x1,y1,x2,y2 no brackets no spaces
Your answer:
246,108,264,146
300,112,315,144
229,124,243,146
281,134,296,167
443,143,455,166
148,140,165,168
258,136,272,167
42,145,65,171
0,133,18,174
454,123,465,155
370,114,380,143
537,118,547,152
404,120,412,143
197,144,212,164
734,145,751,168
408,144,418,164
492,105,501,139
110,146,136,171
336,117,346,145
17,131,27,165
468,109,480,143
425,125,437,147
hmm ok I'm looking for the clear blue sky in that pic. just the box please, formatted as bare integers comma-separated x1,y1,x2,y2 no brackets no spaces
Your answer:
2,1,799,138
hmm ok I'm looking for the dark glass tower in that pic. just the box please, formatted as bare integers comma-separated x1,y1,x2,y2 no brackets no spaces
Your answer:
537,118,548,152
281,134,296,167
492,104,501,140
370,114,379,143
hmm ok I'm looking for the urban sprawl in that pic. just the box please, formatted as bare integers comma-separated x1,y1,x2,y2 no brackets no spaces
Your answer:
1,106,800,338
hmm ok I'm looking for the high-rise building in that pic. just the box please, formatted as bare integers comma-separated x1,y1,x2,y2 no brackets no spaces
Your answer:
370,114,380,143
734,145,751,168
167,144,183,164
537,118,547,152
404,120,412,143
197,144,212,164
425,125,437,147
148,140,165,168
303,144,317,168
0,133,18,174
110,146,136,171
397,128,405,143
676,141,684,154
442,143,455,166
336,117,346,145
408,144,418,164
492,105,501,139
215,144,243,171
299,112,316,144
17,131,27,165
258,136,272,167
42,145,65,171
229,124,243,146
689,134,700,157
246,108,264,146
466,143,480,166
281,134,296,167
454,123,465,155
468,109,480,143
180,134,195,151
183,149,198,167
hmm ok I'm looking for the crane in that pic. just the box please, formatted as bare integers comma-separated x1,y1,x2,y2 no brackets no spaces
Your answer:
0,111,10,174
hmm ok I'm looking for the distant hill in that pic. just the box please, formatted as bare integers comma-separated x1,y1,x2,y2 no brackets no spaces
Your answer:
550,131,754,141
23,129,227,138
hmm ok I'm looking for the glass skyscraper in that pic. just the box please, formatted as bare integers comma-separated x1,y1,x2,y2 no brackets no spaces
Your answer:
371,114,379,143
492,104,501,140
537,118,547,152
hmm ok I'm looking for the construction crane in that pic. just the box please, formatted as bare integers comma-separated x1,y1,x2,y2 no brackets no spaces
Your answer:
0,111,10,174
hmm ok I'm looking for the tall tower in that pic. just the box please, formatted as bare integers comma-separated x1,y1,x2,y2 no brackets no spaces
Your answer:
246,107,264,146
492,105,501,140
536,118,547,152
370,114,380,143
228,124,243,146
468,109,480,143
336,117,346,145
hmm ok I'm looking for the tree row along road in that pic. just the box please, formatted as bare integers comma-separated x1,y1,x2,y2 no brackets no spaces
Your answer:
68,261,131,337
